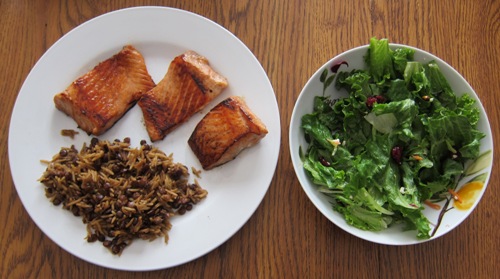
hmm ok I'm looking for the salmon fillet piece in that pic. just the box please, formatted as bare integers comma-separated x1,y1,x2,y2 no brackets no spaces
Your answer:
138,51,228,142
188,96,268,170
54,45,155,136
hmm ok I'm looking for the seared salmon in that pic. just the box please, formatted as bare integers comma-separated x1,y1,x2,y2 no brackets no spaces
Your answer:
188,96,268,170
54,45,155,136
138,51,228,142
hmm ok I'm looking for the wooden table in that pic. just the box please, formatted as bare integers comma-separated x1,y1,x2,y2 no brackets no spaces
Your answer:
1,1,499,278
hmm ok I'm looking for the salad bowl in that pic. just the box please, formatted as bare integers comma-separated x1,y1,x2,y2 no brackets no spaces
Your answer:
289,39,493,245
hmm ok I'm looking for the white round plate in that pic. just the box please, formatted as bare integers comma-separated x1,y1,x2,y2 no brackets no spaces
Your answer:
9,7,280,270
289,44,493,245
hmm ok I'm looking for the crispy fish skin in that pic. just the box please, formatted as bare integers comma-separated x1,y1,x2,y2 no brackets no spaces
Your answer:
138,51,228,142
54,45,155,136
188,96,268,170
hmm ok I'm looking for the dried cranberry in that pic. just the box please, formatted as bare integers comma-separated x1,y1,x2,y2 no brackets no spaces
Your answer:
391,146,403,165
366,96,378,108
375,95,386,103
366,95,386,109
330,61,349,73
319,157,331,167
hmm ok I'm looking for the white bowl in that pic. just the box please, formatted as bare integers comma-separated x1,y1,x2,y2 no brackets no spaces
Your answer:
289,44,494,245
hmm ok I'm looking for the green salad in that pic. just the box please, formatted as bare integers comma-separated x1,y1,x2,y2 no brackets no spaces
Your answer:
301,38,484,239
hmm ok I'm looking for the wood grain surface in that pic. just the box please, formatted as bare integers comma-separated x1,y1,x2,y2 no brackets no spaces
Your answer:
1,0,499,278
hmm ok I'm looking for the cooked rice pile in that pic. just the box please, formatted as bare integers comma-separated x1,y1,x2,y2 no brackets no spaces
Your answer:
38,137,207,255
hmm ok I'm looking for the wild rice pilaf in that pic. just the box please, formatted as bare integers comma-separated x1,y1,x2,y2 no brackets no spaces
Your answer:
38,137,207,255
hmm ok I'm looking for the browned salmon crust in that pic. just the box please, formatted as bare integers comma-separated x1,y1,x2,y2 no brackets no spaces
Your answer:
138,51,228,142
188,96,268,170
54,45,155,136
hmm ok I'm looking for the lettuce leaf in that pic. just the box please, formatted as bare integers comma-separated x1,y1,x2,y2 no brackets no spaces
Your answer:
366,37,395,83
393,47,415,76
